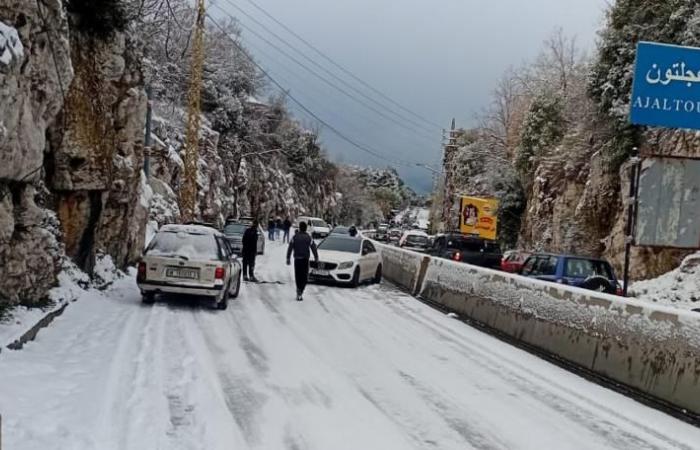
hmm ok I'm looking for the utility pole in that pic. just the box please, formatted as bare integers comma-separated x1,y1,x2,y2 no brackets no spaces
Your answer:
442,118,458,231
180,0,206,222
143,85,153,178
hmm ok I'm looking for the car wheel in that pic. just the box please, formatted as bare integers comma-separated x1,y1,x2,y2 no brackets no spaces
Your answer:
231,272,241,299
350,267,360,288
373,264,382,284
579,276,615,294
142,292,155,304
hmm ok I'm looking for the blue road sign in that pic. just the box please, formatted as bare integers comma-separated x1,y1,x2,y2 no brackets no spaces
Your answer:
631,41,700,130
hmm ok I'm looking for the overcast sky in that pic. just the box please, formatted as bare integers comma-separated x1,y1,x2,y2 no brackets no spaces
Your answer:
214,0,609,193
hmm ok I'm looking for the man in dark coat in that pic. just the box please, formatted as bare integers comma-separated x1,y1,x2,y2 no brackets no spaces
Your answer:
283,217,292,243
286,221,318,301
267,219,275,241
242,220,259,282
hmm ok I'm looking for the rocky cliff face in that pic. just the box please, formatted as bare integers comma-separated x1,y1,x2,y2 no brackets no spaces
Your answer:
0,0,72,306
50,24,147,272
0,0,147,307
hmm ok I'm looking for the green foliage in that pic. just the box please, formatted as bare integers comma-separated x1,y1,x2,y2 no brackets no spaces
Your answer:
495,178,526,250
515,94,565,183
66,0,129,38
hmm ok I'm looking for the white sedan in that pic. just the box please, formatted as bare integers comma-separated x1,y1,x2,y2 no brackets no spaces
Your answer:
309,235,382,287
137,224,242,310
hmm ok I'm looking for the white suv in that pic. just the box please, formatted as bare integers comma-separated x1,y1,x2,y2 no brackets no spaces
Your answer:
297,216,331,239
137,224,242,310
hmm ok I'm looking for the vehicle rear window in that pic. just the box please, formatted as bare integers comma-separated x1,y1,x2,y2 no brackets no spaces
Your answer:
447,238,482,252
147,231,219,260
311,220,327,227
564,258,613,279
406,235,428,245
318,237,361,253
223,223,247,234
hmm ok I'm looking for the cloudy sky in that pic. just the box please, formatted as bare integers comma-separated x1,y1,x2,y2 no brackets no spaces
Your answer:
213,0,608,192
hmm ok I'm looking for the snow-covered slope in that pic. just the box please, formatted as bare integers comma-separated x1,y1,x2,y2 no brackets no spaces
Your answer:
630,252,700,311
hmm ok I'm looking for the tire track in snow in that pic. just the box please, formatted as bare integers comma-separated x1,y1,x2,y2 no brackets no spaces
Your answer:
380,297,694,450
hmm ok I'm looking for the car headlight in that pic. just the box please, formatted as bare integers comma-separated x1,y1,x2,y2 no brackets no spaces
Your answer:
337,261,354,270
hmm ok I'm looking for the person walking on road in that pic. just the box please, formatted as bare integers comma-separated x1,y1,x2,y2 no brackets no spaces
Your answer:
242,220,259,282
268,219,275,241
286,222,318,301
283,217,292,243
276,218,283,240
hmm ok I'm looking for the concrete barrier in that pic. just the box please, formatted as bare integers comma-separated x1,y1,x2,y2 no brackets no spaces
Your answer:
380,246,700,416
376,243,429,296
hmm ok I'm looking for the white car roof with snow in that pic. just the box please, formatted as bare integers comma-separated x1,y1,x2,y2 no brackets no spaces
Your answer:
159,224,222,236
404,230,429,237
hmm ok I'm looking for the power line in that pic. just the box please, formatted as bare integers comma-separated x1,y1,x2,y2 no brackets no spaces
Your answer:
239,0,445,131
211,2,438,145
219,0,438,137
206,13,420,168
236,33,413,144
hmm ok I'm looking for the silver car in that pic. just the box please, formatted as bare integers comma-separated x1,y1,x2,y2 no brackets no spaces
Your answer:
223,221,265,255
137,224,242,310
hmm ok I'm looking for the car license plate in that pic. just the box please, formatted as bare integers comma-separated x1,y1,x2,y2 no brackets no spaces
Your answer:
166,268,199,280
312,269,329,276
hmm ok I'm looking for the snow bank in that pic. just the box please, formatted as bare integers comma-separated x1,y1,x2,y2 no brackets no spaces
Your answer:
379,246,700,415
0,261,88,348
0,21,24,66
93,254,122,289
630,252,700,310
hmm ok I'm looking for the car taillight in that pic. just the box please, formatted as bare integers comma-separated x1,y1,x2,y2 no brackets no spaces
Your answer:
453,252,461,261
616,286,624,296
215,267,225,279
137,262,147,281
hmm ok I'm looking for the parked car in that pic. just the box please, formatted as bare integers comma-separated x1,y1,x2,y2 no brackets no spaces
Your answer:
375,223,390,241
388,228,403,243
309,235,382,286
330,225,350,235
520,253,622,295
501,250,530,273
137,224,242,309
223,220,265,255
399,230,430,251
296,216,331,239
428,233,502,269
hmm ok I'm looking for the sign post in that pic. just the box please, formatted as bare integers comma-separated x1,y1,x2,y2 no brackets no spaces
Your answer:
627,41,700,295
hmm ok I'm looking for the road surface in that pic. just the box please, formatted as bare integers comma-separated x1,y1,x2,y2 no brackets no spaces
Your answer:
1,240,699,450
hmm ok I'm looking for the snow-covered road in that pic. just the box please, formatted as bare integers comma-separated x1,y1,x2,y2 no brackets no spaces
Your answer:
1,241,699,450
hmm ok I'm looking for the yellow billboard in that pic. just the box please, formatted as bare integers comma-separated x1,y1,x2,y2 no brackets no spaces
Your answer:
459,196,498,240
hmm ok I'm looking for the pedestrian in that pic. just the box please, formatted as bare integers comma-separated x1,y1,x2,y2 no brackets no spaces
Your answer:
286,221,318,301
268,218,275,241
276,217,283,240
283,217,292,243
349,225,358,237
242,220,259,282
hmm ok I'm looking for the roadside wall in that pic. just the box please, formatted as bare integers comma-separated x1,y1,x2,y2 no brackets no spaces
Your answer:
377,243,700,415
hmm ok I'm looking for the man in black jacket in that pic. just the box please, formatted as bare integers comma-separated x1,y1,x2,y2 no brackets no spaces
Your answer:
286,222,318,301
242,220,259,282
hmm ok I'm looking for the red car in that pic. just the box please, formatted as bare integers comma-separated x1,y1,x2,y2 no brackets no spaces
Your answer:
501,250,530,273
